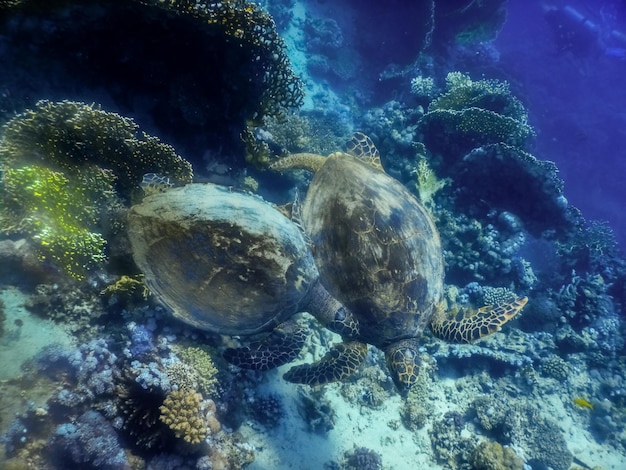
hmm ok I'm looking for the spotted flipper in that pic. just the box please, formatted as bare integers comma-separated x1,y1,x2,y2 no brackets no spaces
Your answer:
345,131,383,170
223,322,307,371
430,296,528,344
283,341,367,386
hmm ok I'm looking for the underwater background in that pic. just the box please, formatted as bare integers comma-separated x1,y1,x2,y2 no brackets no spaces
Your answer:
0,0,625,469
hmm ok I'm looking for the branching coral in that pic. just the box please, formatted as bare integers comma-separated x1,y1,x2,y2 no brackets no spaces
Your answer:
174,346,220,397
0,100,193,194
141,0,304,121
159,390,220,444
413,157,448,208
0,100,193,279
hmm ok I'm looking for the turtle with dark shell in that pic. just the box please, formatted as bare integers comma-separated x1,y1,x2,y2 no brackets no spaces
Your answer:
267,133,528,393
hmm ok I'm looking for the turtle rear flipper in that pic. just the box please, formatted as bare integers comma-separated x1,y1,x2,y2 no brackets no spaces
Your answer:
430,296,528,344
283,341,367,386
223,322,307,371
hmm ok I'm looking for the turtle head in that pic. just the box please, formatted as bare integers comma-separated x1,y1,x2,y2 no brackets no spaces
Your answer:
385,339,422,396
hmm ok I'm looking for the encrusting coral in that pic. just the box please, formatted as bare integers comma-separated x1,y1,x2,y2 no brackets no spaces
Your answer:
159,390,220,445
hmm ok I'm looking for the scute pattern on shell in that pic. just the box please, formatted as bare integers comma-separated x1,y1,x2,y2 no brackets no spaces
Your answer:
302,154,444,347
128,184,318,335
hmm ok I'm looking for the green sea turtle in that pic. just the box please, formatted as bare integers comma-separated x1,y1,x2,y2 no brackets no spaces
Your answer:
127,183,363,372
268,133,528,393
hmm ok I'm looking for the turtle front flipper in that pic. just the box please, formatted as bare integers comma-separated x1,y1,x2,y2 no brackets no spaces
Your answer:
283,341,367,386
430,296,528,344
223,322,307,371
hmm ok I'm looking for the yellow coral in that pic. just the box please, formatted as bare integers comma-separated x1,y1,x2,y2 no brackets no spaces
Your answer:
159,390,220,444
100,275,150,303
174,346,220,396
413,157,448,208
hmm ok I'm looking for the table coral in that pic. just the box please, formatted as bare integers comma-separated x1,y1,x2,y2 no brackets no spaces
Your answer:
419,72,534,167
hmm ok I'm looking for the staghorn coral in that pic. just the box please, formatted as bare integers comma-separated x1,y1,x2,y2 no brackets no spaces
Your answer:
159,390,220,444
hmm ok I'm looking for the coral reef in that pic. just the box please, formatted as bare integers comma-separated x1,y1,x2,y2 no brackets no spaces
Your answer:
429,413,474,468
343,446,383,470
0,0,303,172
0,100,192,279
296,388,335,433
399,363,434,431
159,390,220,444
262,109,353,157
0,100,192,195
249,392,284,428
470,440,524,470
540,355,570,381
143,0,304,122
173,345,220,397
471,393,573,470
453,143,573,237
419,73,534,166
48,410,130,469
434,209,528,285
410,76,438,101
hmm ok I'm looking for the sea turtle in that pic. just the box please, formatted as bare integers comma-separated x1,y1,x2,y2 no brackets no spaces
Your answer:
267,133,528,393
127,183,363,373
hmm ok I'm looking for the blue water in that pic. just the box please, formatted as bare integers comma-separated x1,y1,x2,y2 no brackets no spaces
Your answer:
1,1,626,469
494,0,626,252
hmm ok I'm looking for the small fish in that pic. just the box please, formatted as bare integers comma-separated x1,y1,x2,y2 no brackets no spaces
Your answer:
573,397,594,410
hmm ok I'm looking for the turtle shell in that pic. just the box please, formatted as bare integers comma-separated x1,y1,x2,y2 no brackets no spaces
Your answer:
128,183,318,335
302,153,444,347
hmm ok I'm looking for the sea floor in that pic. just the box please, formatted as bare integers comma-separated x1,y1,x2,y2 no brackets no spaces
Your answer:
1,285,625,469
239,363,626,469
